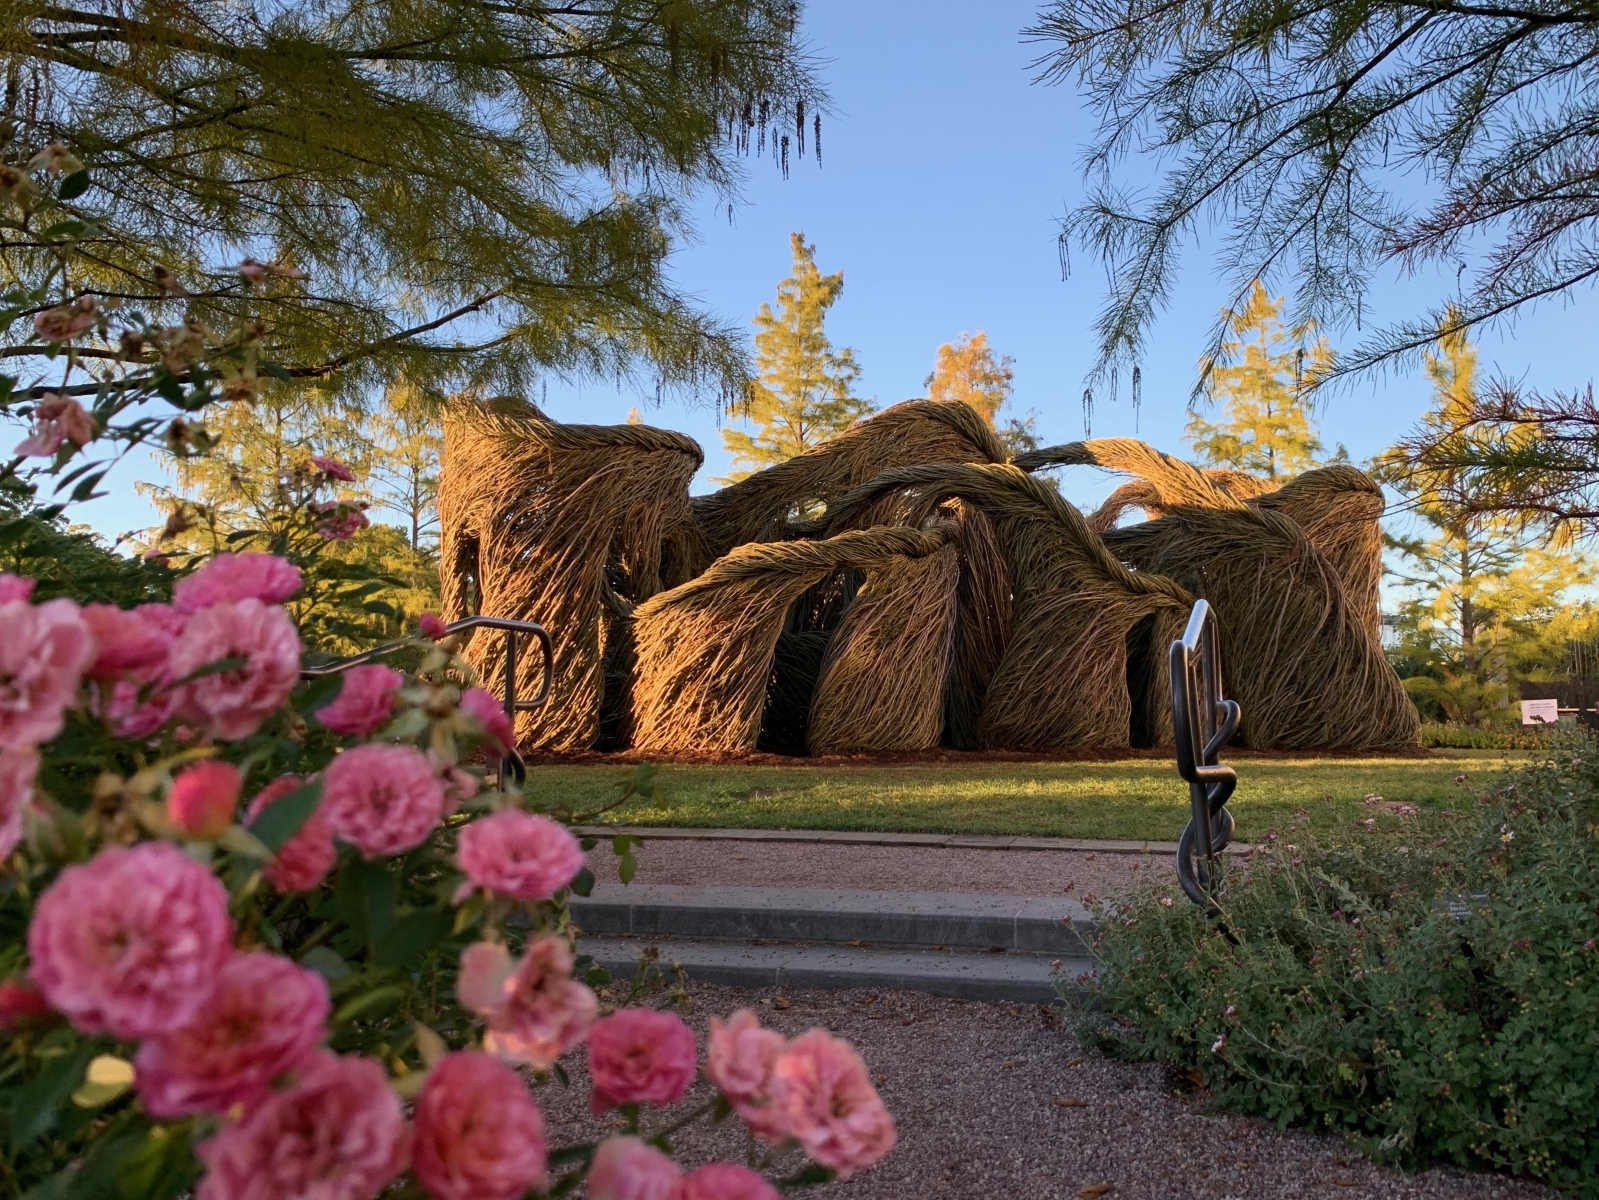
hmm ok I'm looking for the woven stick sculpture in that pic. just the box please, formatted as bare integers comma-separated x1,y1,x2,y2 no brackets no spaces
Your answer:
437,397,703,751
1250,466,1385,638
691,399,1006,557
437,398,1416,756
806,535,961,754
629,526,958,753
1104,504,1417,750
804,464,1196,749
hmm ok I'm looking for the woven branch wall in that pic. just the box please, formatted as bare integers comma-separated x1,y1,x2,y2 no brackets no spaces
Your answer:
438,400,1418,755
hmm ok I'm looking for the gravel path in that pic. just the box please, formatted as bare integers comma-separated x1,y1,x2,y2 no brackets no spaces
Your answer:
586,837,1152,897
541,982,1550,1200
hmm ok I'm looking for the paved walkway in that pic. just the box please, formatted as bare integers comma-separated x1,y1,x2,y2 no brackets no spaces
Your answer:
579,824,1253,856
584,829,1195,898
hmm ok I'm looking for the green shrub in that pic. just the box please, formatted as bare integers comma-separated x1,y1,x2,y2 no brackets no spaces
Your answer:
1418,722,1550,750
1070,734,1599,1193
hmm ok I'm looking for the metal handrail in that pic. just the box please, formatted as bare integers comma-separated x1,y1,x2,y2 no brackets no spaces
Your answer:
300,615,553,785
1169,599,1240,909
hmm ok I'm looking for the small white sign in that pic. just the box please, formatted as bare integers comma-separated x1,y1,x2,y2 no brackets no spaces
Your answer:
1521,698,1560,725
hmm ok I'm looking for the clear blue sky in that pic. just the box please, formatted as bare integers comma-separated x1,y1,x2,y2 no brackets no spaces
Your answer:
71,0,1598,537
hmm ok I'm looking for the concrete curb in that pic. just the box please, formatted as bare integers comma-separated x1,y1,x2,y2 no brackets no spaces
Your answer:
577,824,1253,856
572,883,1095,954
579,936,1081,1004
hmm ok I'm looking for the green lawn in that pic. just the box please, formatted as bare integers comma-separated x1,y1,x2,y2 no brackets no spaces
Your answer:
525,749,1526,842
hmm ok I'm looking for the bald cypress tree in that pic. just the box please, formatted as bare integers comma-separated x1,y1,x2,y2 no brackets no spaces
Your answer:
1,0,823,401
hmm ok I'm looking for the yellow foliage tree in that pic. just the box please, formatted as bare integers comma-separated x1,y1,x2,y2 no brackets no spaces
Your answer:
926,330,1014,422
1186,280,1333,480
1379,316,1593,725
924,329,1039,454
720,234,871,481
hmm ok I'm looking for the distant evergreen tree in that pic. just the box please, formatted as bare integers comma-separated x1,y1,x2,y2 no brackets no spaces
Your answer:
720,233,871,481
1185,281,1332,480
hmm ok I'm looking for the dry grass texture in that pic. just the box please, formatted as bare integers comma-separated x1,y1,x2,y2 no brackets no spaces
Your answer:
437,397,703,751
440,397,1415,755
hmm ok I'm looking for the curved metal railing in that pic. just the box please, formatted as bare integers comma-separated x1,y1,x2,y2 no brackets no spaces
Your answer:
1169,599,1240,909
300,615,553,784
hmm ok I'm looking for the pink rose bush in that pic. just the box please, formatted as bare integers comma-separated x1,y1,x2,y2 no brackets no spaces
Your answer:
459,684,517,754
588,1007,699,1113
587,1137,683,1200
27,841,234,1039
0,746,37,859
0,547,892,1200
246,774,337,892
14,393,95,456
170,598,302,740
456,937,597,1068
316,663,402,736
413,1051,548,1200
134,951,329,1117
173,551,302,613
683,1162,783,1200
322,742,445,858
707,1008,789,1140
0,593,93,749
167,758,243,840
455,807,584,902
195,1052,409,1200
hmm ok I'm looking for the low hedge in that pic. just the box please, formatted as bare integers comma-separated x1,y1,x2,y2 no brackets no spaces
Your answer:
1069,735,1599,1193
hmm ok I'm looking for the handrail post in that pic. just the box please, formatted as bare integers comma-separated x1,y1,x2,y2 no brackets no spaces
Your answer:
501,628,523,786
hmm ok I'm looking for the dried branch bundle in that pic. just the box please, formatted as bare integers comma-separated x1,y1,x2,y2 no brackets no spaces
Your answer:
437,397,703,750
629,526,957,753
692,399,1006,556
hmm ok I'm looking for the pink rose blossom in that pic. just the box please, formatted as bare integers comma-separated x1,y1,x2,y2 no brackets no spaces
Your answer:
167,759,242,840
82,603,181,737
322,743,444,859
586,1137,683,1200
682,1163,780,1200
170,599,302,740
195,1051,408,1200
413,1050,548,1200
456,938,597,1069
135,951,329,1117
246,775,337,892
459,686,516,754
32,298,97,342
173,553,302,614
313,500,369,540
418,612,448,639
769,1030,896,1177
316,664,401,737
310,455,355,482
706,1010,788,1142
455,809,583,903
82,603,172,680
28,841,234,1039
15,393,96,456
0,747,38,860
0,978,54,1033
587,1008,697,1114
0,574,36,604
0,596,94,751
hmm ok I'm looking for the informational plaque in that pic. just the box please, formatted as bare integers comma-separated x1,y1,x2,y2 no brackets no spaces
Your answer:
1521,698,1560,725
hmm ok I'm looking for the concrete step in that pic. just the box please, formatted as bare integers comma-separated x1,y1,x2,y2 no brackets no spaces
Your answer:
570,883,1095,955
580,934,1084,1004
